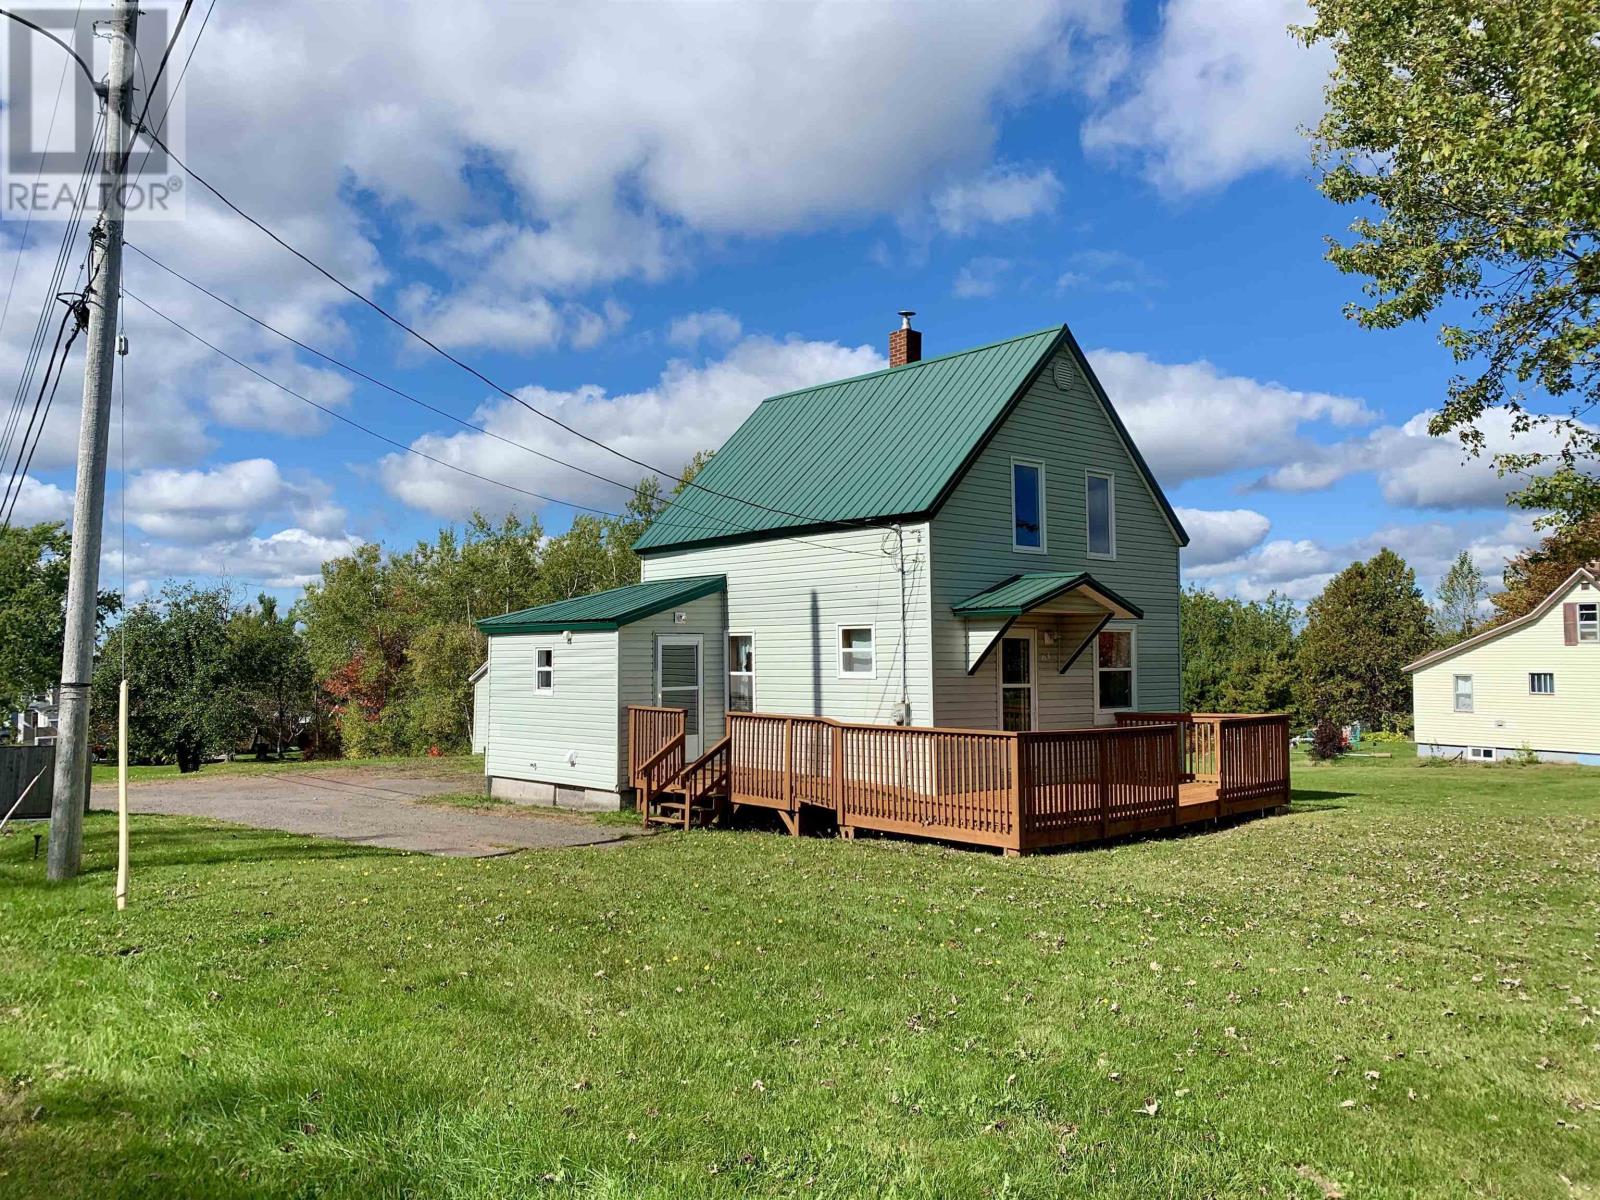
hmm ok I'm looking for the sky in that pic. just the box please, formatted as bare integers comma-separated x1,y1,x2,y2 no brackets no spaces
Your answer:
0,0,1552,610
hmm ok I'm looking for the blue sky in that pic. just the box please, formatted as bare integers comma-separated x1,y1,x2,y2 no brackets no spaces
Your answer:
3,0,1543,608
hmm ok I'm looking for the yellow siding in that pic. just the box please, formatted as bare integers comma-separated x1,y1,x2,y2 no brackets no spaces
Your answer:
1413,578,1600,755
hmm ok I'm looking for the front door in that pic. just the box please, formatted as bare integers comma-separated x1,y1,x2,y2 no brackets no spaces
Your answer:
999,631,1035,732
657,635,704,758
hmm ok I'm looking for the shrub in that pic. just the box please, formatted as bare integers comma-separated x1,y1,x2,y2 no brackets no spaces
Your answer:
1508,743,1541,766
1365,730,1411,745
1308,719,1348,761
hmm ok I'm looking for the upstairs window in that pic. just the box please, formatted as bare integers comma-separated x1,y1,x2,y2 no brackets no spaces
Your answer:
728,633,755,712
1529,672,1555,695
1086,471,1115,558
536,648,553,692
1453,674,1473,712
1580,602,1599,643
1011,460,1045,552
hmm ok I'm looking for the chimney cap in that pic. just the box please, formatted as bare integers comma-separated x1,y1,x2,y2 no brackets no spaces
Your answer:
897,309,916,329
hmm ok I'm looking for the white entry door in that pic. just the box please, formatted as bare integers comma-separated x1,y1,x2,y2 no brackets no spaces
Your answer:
657,635,704,759
999,631,1035,732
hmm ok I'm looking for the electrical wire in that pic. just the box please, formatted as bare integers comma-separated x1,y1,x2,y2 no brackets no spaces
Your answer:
117,0,191,177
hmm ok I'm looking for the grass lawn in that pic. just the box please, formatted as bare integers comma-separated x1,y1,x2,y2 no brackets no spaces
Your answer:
89,752,484,786
2,749,1596,1198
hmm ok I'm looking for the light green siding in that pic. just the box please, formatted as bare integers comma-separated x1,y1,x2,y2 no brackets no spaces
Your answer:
485,629,620,790
617,590,728,774
928,344,1182,728
642,524,935,726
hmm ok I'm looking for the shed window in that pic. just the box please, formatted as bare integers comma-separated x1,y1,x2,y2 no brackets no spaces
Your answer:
1580,603,1599,643
839,626,875,678
1012,460,1044,551
1529,672,1555,695
728,633,755,712
1086,472,1115,558
535,648,553,692
1453,674,1473,712
1096,629,1135,712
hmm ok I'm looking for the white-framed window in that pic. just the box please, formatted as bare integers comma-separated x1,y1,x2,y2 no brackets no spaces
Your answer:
535,648,553,693
1011,458,1046,553
1095,627,1136,714
1467,746,1495,762
1579,602,1599,643
1529,671,1556,695
728,631,755,712
1453,674,1473,712
838,625,876,679
1086,471,1115,559
999,631,1035,732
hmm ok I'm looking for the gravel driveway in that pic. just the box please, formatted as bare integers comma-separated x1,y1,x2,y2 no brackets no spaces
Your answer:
90,767,644,858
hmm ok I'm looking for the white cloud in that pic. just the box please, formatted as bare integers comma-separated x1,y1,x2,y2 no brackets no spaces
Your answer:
1056,249,1162,296
4,476,73,525
1082,0,1329,193
116,528,364,591
1176,506,1271,566
952,256,1013,299
1256,408,1597,511
1088,348,1374,485
124,458,347,544
377,334,884,519
932,165,1062,235
667,310,743,349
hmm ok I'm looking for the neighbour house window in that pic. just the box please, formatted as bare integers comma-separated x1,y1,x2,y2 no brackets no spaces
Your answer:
1453,674,1473,712
728,633,755,712
839,626,875,678
535,648,553,693
1096,629,1135,712
1012,460,1045,552
1530,672,1556,695
1580,603,1599,643
1468,746,1495,761
1086,471,1115,558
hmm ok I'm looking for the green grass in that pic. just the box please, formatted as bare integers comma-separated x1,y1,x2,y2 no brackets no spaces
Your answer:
90,752,484,785
2,750,1596,1198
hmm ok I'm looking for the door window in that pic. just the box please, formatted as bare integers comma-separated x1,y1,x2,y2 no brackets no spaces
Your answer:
1000,635,1033,731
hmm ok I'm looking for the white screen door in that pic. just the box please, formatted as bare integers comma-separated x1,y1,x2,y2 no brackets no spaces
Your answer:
999,632,1035,732
657,635,703,758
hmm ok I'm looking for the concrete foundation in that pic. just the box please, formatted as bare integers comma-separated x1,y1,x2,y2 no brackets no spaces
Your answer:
487,775,628,812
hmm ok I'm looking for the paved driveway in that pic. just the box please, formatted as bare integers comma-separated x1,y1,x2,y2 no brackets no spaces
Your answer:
90,767,644,858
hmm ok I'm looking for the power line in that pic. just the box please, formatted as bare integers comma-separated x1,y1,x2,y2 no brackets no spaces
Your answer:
137,124,853,530
120,242,885,559
117,0,191,176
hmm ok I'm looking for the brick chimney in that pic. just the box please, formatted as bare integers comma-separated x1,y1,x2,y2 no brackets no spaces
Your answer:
889,310,921,367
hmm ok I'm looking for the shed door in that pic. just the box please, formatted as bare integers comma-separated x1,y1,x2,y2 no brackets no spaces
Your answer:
657,635,703,759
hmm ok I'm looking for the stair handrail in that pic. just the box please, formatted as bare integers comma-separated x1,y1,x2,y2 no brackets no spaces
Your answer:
637,731,686,820
675,735,732,829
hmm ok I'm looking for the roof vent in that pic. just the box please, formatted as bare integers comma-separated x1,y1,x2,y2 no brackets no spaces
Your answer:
889,310,921,368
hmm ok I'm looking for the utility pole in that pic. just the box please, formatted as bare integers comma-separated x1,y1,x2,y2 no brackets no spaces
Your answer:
47,0,138,882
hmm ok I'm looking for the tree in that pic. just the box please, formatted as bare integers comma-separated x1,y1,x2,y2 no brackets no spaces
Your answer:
1298,1,1600,533
93,584,248,771
0,522,119,716
1295,549,1434,731
1179,588,1299,716
1490,512,1600,622
1432,551,1487,645
228,594,315,758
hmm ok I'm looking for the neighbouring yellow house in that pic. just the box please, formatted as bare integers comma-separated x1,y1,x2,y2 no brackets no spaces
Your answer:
1406,566,1600,765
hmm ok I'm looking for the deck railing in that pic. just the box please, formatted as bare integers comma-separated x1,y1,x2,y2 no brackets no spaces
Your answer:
627,707,1289,855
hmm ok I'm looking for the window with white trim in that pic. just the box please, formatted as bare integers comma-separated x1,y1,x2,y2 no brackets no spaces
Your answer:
1453,674,1473,712
839,626,875,678
728,633,755,712
1467,746,1495,761
1096,628,1135,712
1579,602,1599,643
1529,671,1555,695
1086,471,1115,558
535,648,553,692
1011,460,1045,552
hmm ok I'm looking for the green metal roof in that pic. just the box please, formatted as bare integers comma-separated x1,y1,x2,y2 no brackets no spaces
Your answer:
476,575,725,635
952,572,1144,620
633,324,1188,555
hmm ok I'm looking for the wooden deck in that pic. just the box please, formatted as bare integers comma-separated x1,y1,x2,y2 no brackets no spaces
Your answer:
627,707,1291,855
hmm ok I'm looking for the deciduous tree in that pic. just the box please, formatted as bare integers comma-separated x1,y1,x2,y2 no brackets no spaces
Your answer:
1180,588,1299,717
1432,551,1487,646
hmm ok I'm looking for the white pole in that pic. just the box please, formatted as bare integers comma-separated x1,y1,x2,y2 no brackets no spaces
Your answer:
116,677,128,910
